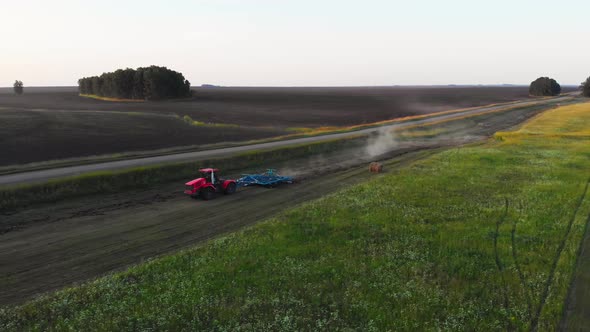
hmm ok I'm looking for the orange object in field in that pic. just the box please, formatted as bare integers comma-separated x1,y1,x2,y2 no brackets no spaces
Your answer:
369,162,383,173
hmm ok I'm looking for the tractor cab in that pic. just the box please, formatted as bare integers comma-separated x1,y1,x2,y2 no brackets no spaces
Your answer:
199,168,220,185
184,168,237,200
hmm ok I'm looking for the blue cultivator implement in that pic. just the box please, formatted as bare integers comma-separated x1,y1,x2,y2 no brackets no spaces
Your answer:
237,169,294,188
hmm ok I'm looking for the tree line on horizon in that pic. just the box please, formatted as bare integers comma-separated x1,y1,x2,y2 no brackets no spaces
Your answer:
77,66,191,100
13,80,23,95
529,77,561,96
528,76,590,98
12,72,590,99
581,77,590,97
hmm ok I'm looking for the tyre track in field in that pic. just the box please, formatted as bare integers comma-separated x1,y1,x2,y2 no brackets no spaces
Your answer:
530,178,590,332
560,206,590,331
511,202,533,320
492,198,511,321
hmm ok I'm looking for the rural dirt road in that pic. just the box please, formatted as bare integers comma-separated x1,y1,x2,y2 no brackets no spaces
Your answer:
0,96,570,187
0,99,565,306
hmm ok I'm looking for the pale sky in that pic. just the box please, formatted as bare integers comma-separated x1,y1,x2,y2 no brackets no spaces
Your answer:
1,0,588,87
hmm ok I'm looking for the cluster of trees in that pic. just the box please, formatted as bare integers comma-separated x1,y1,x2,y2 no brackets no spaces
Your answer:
529,77,561,96
13,80,23,95
78,66,191,100
580,77,590,97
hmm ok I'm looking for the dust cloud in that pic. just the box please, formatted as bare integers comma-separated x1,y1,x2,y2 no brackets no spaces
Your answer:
275,127,401,180
364,127,398,158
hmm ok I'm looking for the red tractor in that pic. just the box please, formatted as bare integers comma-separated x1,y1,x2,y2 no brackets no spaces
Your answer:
184,168,237,200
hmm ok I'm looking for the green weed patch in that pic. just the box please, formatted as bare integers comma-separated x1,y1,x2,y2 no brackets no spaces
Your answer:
181,114,240,128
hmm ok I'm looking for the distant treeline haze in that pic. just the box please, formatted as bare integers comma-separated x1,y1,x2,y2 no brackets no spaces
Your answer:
78,66,191,100
581,76,590,97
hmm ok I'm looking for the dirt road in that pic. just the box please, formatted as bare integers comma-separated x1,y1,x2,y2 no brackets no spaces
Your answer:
0,97,569,187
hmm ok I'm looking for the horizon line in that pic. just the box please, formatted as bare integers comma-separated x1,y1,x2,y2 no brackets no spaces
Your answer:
0,83,581,89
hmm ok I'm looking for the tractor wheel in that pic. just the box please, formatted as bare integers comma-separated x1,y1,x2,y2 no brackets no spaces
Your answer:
224,183,237,195
200,187,215,200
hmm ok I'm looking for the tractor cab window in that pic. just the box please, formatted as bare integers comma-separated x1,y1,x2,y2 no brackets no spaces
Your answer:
201,170,221,184
201,172,213,183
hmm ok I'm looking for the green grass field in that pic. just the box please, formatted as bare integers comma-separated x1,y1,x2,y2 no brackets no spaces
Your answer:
1,103,589,331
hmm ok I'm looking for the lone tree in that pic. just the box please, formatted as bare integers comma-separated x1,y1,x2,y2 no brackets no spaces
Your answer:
580,77,590,97
529,77,561,96
13,80,24,95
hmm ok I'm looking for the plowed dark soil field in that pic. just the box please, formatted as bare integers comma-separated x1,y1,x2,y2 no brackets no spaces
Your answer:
0,86,576,166
0,86,538,127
